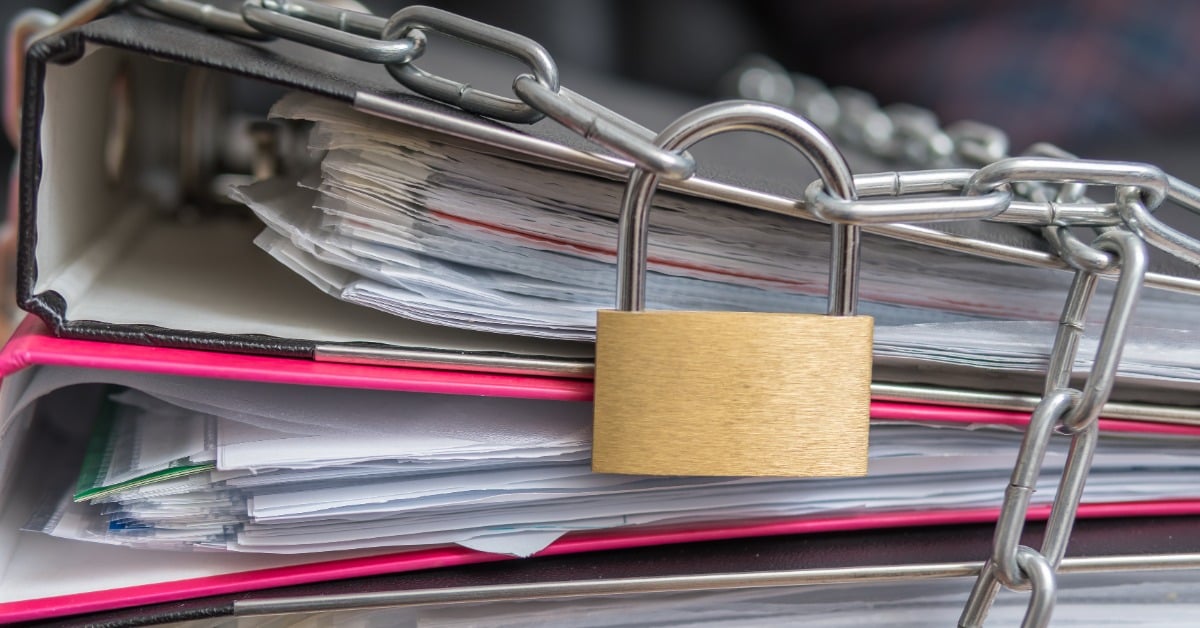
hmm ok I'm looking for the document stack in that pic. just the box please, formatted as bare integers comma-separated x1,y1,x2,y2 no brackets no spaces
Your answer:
1,3,1199,626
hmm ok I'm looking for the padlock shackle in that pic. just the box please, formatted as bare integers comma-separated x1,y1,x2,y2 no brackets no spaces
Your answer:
615,101,861,315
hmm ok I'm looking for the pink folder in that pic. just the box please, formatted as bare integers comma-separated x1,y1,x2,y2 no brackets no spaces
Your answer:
2,316,1198,623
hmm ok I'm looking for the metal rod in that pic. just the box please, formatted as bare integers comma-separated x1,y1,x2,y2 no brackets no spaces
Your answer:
233,553,1200,616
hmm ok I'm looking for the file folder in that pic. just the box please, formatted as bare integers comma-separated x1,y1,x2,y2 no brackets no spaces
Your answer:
2,316,1199,623
21,518,1200,626
19,10,1200,399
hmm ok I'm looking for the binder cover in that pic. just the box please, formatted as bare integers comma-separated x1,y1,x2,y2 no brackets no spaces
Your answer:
2,317,1199,623
26,10,1197,402
35,516,1200,627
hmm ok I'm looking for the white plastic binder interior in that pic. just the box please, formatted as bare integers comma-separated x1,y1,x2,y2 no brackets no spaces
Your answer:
31,45,589,360
0,368,397,605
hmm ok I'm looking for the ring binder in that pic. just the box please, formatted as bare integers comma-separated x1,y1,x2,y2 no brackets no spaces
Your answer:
3,315,1200,624
15,10,1200,379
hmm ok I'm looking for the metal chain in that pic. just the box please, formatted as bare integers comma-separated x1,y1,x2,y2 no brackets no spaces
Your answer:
761,66,1200,267
4,5,1198,626
959,228,1147,626
731,62,1171,625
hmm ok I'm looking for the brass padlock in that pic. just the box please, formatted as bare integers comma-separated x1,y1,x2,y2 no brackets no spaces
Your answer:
592,102,872,478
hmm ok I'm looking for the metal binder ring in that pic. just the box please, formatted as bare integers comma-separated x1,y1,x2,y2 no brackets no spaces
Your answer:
614,100,860,315
381,6,558,124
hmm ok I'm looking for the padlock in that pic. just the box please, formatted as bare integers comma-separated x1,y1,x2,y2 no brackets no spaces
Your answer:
592,101,872,478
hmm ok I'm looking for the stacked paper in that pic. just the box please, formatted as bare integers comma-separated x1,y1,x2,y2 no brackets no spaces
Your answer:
231,93,1200,383
24,368,1200,558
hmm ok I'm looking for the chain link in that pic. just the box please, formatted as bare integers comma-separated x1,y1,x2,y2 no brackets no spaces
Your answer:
140,0,265,39
1021,143,1117,274
380,5,556,125
241,0,424,64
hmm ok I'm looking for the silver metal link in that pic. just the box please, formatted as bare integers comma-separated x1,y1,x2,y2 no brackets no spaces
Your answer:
512,78,696,180
1021,143,1117,275
380,6,557,124
1040,422,1099,568
806,170,1012,224
1119,185,1200,267
140,0,267,39
808,166,1131,226
242,0,424,64
1060,230,1148,430
990,390,1077,587
967,157,1169,210
1043,226,1115,273
961,549,1057,628
1014,549,1058,628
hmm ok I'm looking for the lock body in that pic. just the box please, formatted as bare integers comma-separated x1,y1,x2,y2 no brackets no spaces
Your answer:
593,310,872,477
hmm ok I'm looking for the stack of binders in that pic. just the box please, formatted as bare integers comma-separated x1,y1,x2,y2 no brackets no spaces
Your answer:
2,5,1199,626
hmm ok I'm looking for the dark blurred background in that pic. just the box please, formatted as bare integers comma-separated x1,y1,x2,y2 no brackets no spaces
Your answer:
425,0,1200,156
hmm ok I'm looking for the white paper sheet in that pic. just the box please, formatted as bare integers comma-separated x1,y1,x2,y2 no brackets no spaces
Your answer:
12,366,1200,559
230,92,1200,383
